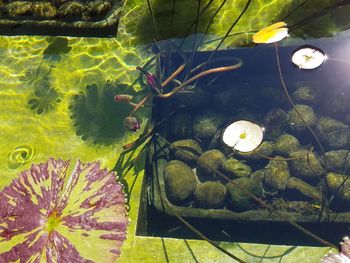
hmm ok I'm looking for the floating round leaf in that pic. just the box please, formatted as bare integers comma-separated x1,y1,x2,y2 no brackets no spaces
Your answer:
292,45,325,69
222,120,264,152
0,158,128,262
253,22,289,44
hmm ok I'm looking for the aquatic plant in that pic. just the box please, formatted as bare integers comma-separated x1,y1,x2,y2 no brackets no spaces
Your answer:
222,120,264,152
0,158,128,262
69,81,147,145
43,37,72,62
28,76,61,115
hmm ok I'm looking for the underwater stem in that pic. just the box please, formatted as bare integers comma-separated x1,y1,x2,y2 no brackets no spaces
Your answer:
157,58,243,99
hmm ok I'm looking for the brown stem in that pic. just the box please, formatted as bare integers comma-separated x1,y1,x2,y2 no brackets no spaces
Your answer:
157,58,243,99
161,63,186,88
131,93,152,115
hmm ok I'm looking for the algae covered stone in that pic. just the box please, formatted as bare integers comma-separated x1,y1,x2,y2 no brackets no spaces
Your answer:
238,141,274,160
170,139,203,166
263,108,288,140
164,160,197,204
196,149,226,182
222,158,251,179
194,181,227,209
289,150,324,181
286,177,322,202
316,117,350,149
264,157,290,191
324,150,350,173
227,178,261,211
326,172,350,202
193,112,225,139
288,104,317,132
292,85,318,105
274,134,301,157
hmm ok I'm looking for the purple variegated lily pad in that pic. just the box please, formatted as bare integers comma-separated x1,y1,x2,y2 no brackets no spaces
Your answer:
0,158,128,262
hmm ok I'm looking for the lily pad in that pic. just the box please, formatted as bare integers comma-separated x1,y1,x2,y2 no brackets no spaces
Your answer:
0,158,128,262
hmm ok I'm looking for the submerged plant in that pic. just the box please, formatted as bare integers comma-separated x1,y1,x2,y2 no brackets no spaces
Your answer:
69,81,147,145
0,158,128,262
28,76,61,115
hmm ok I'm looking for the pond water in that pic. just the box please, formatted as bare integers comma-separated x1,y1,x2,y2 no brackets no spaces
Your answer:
1,0,350,262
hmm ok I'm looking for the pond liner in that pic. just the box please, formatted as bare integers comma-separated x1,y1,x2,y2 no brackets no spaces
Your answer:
0,0,124,37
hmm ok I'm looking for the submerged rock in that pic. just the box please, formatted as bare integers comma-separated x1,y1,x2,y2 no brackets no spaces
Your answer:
226,178,261,211
274,134,301,157
194,181,227,209
292,85,318,105
264,157,290,191
170,139,203,167
222,158,251,179
164,160,197,204
326,172,350,202
263,108,288,140
251,169,265,183
169,113,192,140
324,150,350,173
193,112,225,139
286,177,322,202
173,88,209,110
31,2,58,18
7,1,32,16
316,117,349,149
288,104,317,133
197,149,226,182
289,150,324,181
238,141,274,160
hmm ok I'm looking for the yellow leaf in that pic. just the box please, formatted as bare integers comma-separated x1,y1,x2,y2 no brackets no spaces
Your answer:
253,22,289,44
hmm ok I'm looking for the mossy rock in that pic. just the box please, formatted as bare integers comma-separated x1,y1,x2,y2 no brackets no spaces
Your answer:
170,139,203,167
288,104,317,133
222,158,251,179
226,178,261,212
324,150,350,173
197,149,226,182
289,150,324,181
286,177,322,202
238,141,274,160
264,156,290,191
274,134,301,157
263,108,288,140
326,172,350,202
194,181,227,209
164,160,197,204
316,117,350,149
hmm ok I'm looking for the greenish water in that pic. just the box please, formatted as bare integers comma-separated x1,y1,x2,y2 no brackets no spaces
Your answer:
1,0,350,262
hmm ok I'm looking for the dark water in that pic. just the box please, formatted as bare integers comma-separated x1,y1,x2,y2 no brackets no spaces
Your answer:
137,33,350,247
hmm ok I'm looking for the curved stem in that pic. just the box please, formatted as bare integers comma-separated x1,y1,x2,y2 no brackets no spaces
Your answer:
157,58,243,99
